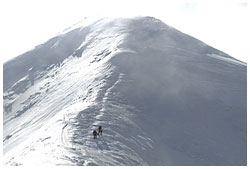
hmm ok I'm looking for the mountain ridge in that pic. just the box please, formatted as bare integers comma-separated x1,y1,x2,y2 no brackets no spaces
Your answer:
3,16,240,91
3,16,246,165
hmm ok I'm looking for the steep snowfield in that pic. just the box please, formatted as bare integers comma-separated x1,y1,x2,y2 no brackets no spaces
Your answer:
3,17,247,166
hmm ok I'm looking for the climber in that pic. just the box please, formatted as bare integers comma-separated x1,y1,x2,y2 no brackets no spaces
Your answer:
98,126,102,136
93,130,98,139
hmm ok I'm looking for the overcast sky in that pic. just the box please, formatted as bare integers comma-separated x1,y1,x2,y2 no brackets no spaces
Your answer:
0,0,248,63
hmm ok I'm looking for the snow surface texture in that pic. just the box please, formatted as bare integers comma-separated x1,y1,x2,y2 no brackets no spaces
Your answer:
3,17,246,166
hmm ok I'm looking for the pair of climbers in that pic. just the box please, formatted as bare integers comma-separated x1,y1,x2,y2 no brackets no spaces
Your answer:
93,126,102,139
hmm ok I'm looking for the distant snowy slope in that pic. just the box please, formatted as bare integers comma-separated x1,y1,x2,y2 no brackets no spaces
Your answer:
3,17,246,166
3,26,89,91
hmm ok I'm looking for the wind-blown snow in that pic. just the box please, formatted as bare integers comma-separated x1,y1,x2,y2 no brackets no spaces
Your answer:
3,16,246,166
208,53,247,67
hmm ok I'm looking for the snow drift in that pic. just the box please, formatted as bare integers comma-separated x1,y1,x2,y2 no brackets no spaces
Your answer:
3,17,247,166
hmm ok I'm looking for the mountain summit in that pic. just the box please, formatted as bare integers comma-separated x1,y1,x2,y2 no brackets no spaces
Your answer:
3,17,246,166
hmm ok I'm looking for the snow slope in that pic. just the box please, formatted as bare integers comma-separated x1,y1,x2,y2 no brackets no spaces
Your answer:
3,16,247,166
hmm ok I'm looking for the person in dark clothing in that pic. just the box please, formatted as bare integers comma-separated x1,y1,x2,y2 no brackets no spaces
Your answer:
93,130,98,139
98,126,102,136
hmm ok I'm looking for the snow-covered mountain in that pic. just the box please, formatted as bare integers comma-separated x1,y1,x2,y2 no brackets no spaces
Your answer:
3,16,247,166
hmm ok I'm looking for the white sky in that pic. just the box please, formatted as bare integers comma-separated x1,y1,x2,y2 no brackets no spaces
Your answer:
0,0,249,63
